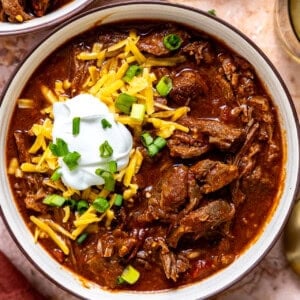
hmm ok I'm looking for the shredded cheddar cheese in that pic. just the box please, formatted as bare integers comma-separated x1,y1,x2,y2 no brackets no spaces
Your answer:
30,216,69,255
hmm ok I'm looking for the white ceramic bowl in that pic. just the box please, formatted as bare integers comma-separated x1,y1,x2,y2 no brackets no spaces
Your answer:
0,0,93,35
0,2,299,299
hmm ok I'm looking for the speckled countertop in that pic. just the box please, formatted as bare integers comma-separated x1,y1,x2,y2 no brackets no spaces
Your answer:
0,0,300,299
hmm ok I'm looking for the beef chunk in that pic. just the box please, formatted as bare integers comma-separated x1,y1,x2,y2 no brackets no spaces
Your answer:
167,130,210,159
182,41,215,64
24,191,47,213
1,0,32,22
14,130,32,163
160,251,190,281
137,165,189,223
168,200,235,247
68,45,91,95
86,255,124,289
97,229,138,258
31,0,51,17
160,165,189,211
168,70,208,106
190,159,239,194
180,117,245,151
138,26,190,56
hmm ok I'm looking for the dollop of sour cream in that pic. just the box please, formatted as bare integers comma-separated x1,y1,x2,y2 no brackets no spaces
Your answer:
52,94,133,190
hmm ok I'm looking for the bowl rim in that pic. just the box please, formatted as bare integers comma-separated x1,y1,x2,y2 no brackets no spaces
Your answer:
0,1,300,299
0,0,94,36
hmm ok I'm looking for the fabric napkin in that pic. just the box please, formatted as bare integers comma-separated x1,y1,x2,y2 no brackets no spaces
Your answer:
0,250,45,300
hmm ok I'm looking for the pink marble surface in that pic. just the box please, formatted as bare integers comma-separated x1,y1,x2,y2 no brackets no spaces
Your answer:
0,0,300,299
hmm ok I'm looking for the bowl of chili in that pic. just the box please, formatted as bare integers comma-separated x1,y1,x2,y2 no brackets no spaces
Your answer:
0,1,299,299
0,0,93,35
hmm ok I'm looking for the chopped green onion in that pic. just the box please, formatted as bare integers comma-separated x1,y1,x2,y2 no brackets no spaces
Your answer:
163,34,182,51
64,199,77,210
115,93,137,114
95,168,104,177
208,9,216,16
141,132,154,147
107,160,117,173
43,194,66,207
93,197,110,213
95,169,116,191
116,276,126,285
99,140,113,158
153,136,167,150
101,118,112,129
50,168,62,181
147,143,160,157
123,64,143,82
130,103,146,122
77,200,89,215
117,265,140,285
156,76,172,97
77,232,88,245
63,151,81,171
102,171,115,191
49,138,69,157
72,117,80,135
114,194,123,207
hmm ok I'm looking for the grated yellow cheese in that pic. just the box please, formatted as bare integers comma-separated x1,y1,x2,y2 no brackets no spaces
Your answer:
144,55,186,67
21,163,48,173
123,148,143,187
62,206,71,223
30,216,69,255
147,117,189,138
41,85,58,104
44,219,75,240
7,158,19,175
15,14,23,22
123,183,139,200
150,106,190,121
17,99,34,109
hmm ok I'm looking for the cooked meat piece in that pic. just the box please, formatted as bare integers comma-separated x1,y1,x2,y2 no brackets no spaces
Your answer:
167,130,210,159
190,159,239,194
24,188,47,213
182,41,215,64
168,200,235,247
14,130,32,163
230,179,246,207
138,27,190,56
180,117,245,151
237,76,256,97
233,122,259,166
68,45,91,95
160,165,189,211
86,254,124,289
168,70,208,106
24,195,47,212
248,96,273,123
97,230,138,258
31,0,51,17
0,2,5,21
137,165,189,223
211,74,234,101
160,251,190,281
219,55,237,81
1,0,32,22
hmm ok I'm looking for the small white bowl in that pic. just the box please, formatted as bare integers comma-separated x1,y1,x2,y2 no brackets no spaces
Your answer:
0,2,299,299
0,0,93,35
